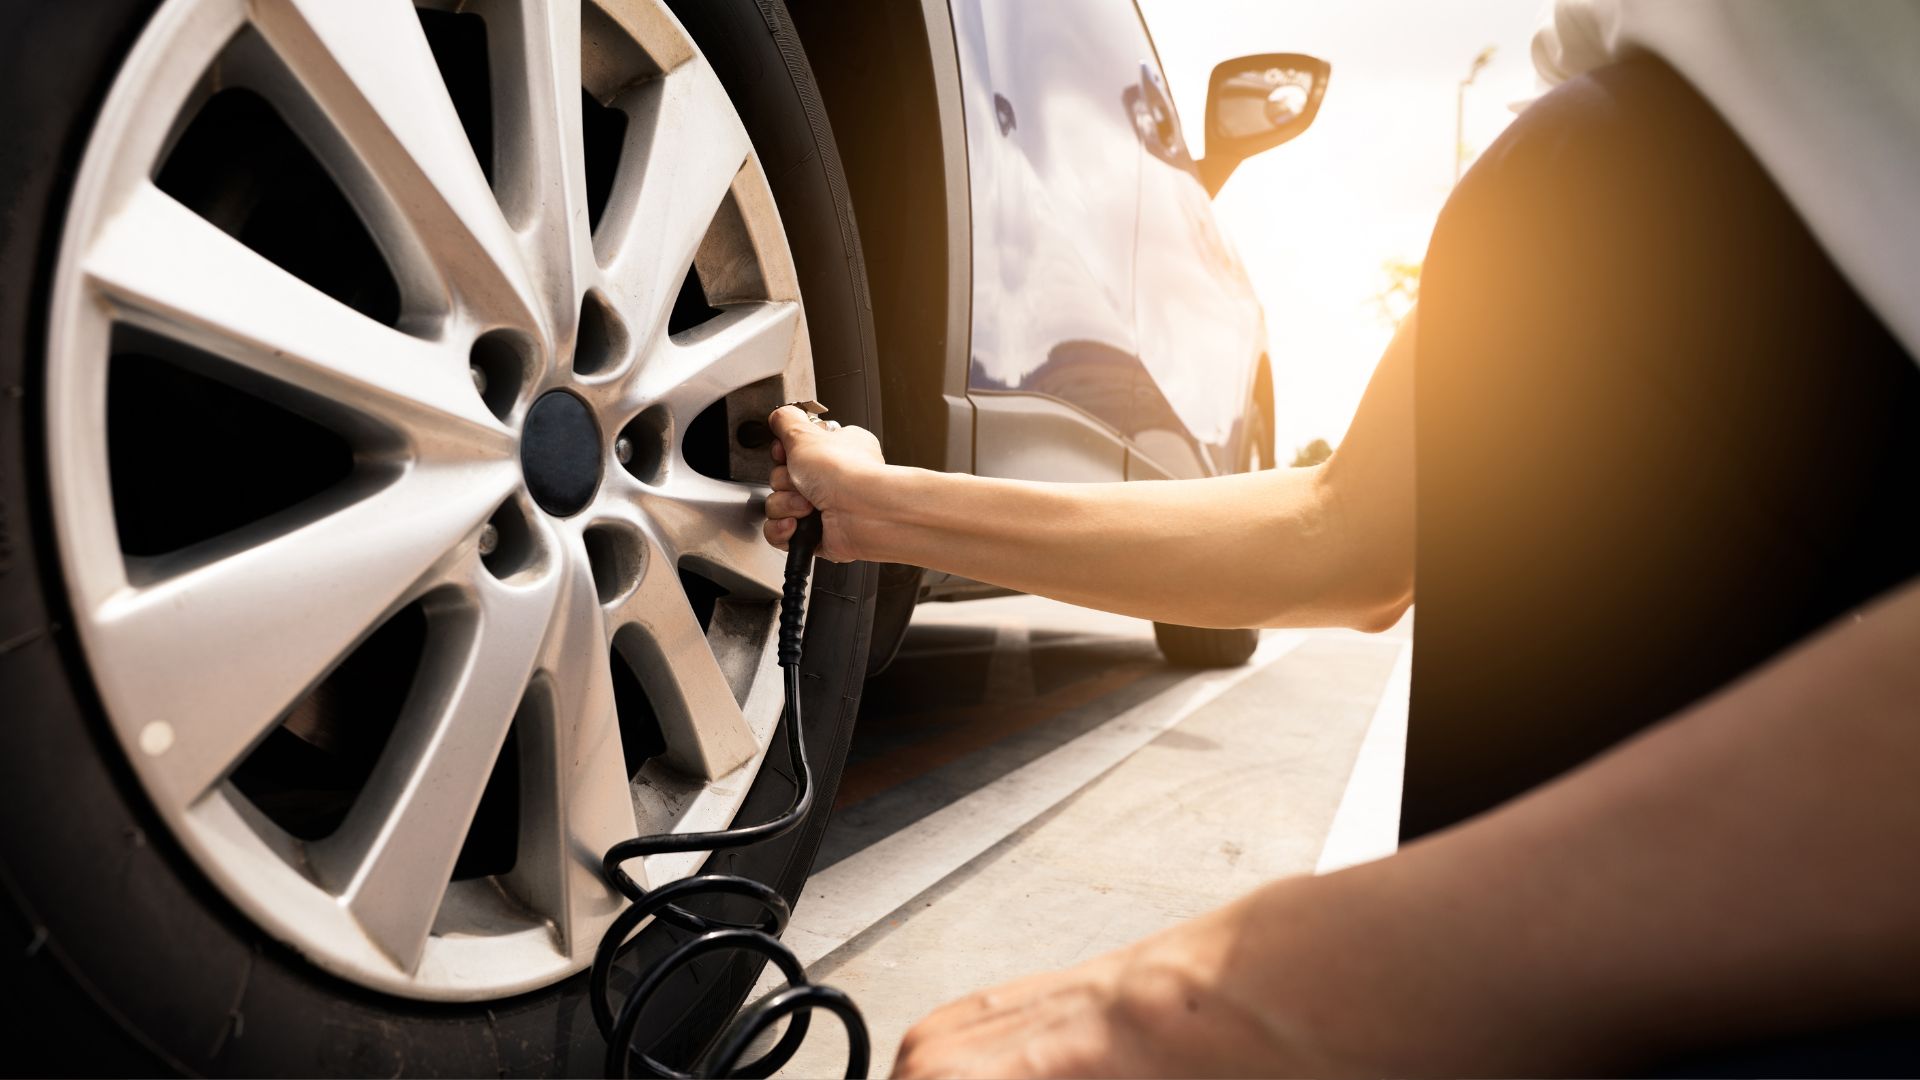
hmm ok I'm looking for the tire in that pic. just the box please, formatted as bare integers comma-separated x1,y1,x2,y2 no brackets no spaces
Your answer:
1152,621,1260,669
1152,396,1265,669
0,0,878,1074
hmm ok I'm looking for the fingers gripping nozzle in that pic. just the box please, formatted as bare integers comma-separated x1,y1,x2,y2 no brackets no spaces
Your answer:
775,398,828,670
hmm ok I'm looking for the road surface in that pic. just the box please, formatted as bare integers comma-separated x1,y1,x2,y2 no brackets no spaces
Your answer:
764,594,1411,1077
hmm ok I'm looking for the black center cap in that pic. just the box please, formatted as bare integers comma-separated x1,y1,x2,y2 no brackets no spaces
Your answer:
521,391,602,517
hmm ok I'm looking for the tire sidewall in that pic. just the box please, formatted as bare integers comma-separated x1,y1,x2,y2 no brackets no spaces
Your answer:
0,0,879,1073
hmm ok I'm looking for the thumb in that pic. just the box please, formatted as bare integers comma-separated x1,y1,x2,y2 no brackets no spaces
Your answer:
768,405,817,445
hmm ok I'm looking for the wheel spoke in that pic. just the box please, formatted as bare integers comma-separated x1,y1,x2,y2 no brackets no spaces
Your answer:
637,300,801,417
595,57,751,345
632,472,786,599
247,0,537,328
488,0,594,345
507,536,638,954
607,539,759,779
583,0,696,77
87,183,511,457
92,462,514,810
312,557,565,972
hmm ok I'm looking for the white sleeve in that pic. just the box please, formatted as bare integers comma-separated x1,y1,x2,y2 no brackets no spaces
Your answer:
1517,0,1920,366
1530,0,1632,91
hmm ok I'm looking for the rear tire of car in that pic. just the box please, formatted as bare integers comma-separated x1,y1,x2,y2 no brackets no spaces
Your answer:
1152,621,1261,669
0,0,878,1073
1152,396,1268,668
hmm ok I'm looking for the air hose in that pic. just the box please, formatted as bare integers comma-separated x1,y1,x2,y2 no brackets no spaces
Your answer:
590,509,871,1078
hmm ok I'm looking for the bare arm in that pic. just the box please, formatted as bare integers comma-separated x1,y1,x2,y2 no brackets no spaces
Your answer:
765,313,1417,631
893,575,1920,1076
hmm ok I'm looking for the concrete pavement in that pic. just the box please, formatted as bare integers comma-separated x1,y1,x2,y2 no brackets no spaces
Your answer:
762,595,1411,1077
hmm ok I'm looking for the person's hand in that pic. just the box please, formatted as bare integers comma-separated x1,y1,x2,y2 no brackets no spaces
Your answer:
891,900,1333,1078
764,404,887,563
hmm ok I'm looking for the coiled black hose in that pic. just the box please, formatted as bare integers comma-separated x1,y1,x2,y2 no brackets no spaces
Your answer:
592,513,870,1078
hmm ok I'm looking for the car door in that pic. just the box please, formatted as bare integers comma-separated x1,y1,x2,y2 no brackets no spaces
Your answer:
950,0,1147,483
1127,25,1267,479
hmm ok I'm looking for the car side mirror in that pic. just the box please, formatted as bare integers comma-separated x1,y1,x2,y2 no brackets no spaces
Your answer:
1198,53,1330,197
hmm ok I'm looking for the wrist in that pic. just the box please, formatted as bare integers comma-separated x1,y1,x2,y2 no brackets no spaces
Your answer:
829,460,920,564
1105,891,1346,1076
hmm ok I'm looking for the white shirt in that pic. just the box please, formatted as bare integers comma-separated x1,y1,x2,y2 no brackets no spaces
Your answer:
1533,1,1920,360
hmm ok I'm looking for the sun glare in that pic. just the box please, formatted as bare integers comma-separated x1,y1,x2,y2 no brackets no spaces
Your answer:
1140,0,1543,458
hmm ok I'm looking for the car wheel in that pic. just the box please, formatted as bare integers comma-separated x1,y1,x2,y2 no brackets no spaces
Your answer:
1152,401,1264,668
0,0,877,1072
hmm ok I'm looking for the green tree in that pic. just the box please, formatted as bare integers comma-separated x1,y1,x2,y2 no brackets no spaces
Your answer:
1290,438,1333,468
1374,257,1421,328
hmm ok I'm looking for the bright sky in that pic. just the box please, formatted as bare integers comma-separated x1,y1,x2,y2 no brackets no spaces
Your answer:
1140,0,1544,457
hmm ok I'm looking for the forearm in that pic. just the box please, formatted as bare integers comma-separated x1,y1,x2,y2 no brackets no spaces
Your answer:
831,316,1418,631
1199,576,1920,1073
841,462,1402,630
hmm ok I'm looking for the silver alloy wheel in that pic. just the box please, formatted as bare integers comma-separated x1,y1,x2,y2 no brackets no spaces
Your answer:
45,0,812,1001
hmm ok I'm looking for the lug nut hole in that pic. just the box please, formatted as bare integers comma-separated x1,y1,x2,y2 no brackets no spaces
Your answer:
470,330,534,421
480,500,539,579
572,291,627,376
617,407,670,485
584,524,645,604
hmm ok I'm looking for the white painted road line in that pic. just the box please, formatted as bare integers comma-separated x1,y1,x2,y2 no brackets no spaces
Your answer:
1315,638,1413,874
779,630,1309,968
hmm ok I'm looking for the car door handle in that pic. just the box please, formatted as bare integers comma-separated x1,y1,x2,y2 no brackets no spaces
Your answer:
1138,62,1177,148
